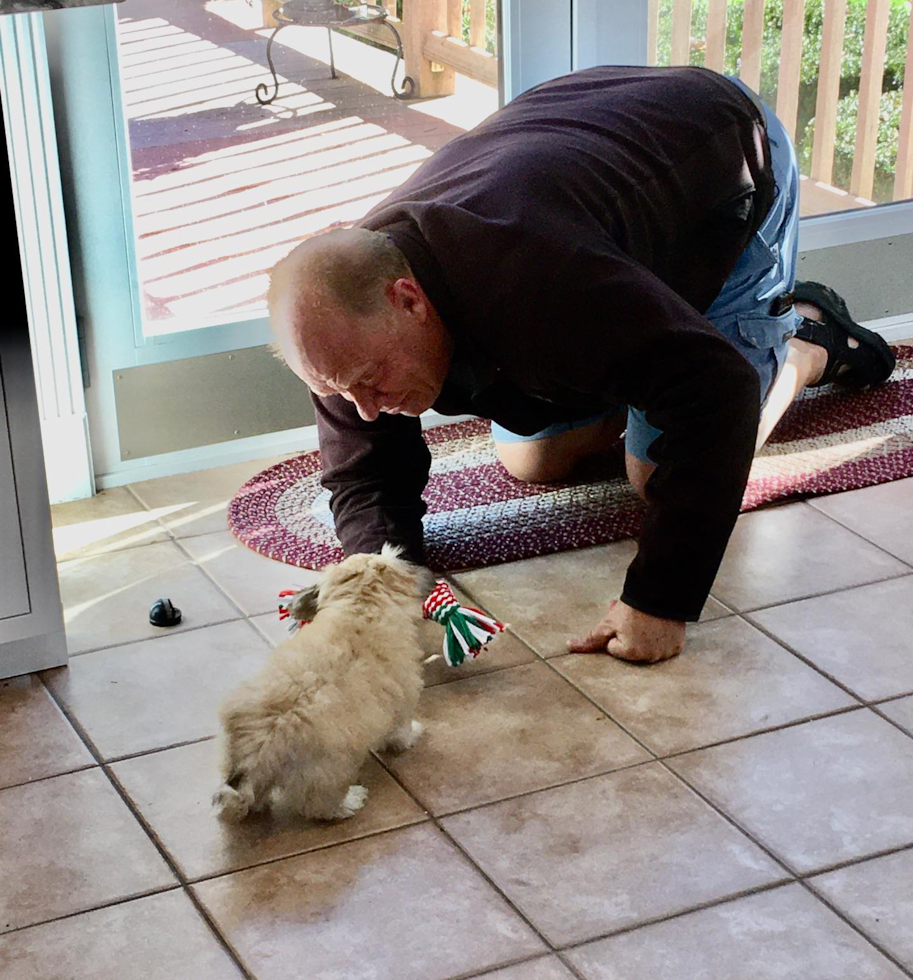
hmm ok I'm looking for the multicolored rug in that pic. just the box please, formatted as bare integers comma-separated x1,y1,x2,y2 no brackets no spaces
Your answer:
228,345,913,571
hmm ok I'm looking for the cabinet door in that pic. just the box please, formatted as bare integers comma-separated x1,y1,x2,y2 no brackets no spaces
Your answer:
0,364,31,621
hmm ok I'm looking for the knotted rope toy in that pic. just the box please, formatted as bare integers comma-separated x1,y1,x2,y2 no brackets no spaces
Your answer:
277,580,505,667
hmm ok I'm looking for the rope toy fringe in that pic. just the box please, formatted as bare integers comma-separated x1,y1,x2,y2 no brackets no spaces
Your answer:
278,589,310,634
277,580,505,666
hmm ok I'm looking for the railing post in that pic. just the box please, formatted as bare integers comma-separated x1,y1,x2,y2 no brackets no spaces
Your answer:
705,0,727,73
402,0,456,97
647,0,659,66
893,3,913,201
851,0,891,199
470,0,486,49
671,0,692,65
740,0,764,91
776,0,805,143
810,0,847,185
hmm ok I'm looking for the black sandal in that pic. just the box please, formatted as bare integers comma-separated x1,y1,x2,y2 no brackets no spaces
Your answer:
792,281,896,389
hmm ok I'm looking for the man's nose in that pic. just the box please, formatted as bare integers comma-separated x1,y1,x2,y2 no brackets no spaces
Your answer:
349,390,380,422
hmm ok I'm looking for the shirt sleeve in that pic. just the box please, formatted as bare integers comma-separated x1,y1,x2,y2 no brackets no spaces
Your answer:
526,249,761,622
313,393,431,563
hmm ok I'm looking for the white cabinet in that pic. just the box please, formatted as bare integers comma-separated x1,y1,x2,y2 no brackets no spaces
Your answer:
0,331,67,679
0,364,30,621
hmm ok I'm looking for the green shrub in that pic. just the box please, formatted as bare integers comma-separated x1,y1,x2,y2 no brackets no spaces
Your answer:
656,0,912,202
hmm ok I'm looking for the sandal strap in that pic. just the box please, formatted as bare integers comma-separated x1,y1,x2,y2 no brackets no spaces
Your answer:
793,281,896,389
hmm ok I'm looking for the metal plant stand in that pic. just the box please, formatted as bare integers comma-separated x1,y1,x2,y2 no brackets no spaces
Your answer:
256,0,415,106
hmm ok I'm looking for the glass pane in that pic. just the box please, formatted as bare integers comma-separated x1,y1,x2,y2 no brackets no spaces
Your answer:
116,0,501,334
648,0,913,219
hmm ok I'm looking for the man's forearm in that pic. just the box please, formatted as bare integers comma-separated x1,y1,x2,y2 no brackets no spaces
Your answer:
314,394,431,562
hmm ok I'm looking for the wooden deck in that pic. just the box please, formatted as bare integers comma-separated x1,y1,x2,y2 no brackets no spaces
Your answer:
119,0,498,329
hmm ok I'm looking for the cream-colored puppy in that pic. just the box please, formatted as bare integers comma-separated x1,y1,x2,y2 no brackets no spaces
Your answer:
212,545,428,822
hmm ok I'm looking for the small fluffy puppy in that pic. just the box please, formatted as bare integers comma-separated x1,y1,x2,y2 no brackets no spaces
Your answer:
212,545,430,822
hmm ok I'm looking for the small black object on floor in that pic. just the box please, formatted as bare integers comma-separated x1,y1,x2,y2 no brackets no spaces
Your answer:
149,598,182,627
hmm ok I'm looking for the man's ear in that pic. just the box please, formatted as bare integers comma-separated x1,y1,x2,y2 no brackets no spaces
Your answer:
389,277,425,317
287,583,320,622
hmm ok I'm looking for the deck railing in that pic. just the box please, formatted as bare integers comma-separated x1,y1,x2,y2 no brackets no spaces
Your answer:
266,0,913,216
656,0,913,213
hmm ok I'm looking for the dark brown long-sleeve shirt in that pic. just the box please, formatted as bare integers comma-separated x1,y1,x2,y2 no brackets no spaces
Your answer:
314,65,775,622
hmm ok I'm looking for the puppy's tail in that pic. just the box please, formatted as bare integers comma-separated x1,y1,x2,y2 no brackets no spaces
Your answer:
212,772,256,822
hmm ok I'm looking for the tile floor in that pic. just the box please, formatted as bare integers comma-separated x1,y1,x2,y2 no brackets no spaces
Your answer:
2,463,913,979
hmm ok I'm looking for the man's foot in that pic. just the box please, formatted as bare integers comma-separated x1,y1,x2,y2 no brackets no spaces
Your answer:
792,282,895,390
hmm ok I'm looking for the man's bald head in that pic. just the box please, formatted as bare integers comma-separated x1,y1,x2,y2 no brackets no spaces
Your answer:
268,228,453,423
269,228,412,322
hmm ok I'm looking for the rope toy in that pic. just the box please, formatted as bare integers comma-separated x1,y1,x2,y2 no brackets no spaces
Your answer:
277,580,505,667
421,580,506,666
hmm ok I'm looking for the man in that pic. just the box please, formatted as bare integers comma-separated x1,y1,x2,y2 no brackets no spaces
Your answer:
269,66,894,662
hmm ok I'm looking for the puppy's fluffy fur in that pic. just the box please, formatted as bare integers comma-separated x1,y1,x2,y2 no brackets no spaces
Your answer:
212,545,428,822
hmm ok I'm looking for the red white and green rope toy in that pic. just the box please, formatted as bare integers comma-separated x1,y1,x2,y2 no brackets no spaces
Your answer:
277,580,505,667
421,580,506,666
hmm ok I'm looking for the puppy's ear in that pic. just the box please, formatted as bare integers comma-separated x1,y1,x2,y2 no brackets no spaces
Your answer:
287,583,320,622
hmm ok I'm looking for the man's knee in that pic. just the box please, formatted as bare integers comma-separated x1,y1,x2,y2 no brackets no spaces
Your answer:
496,440,574,484
626,453,656,501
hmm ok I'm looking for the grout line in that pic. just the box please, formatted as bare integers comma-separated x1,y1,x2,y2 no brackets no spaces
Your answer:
106,735,215,766
655,703,866,762
363,753,560,954
183,818,432,887
430,756,657,820
551,878,795,952
453,952,572,980
867,702,913,741
36,674,256,979
870,692,913,706
62,615,248,659
0,763,98,795
804,500,913,572
727,567,913,617
0,884,182,938
170,536,263,623
739,611,871,704
796,878,913,979
798,840,913,880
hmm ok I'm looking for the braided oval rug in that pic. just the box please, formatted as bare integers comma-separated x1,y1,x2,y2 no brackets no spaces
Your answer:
228,345,913,571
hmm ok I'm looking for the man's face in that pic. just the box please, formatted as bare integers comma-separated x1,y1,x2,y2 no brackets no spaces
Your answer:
279,284,452,423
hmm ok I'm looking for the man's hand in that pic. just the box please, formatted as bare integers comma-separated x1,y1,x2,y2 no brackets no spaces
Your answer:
567,600,686,663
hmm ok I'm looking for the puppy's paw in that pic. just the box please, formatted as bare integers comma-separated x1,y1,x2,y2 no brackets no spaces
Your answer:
334,784,368,819
385,719,424,753
212,785,249,822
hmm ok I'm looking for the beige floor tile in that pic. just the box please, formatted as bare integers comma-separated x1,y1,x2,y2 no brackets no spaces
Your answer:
751,577,913,701
112,739,426,880
441,763,785,946
670,711,913,873
474,957,577,980
455,543,729,659
180,531,319,616
51,487,169,561
551,617,853,755
711,503,907,612
566,883,905,980
879,696,913,736
384,662,649,814
811,849,913,969
58,540,241,655
0,676,94,789
43,621,271,760
0,769,175,933
193,823,545,980
809,478,913,565
0,889,242,980
129,456,285,539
